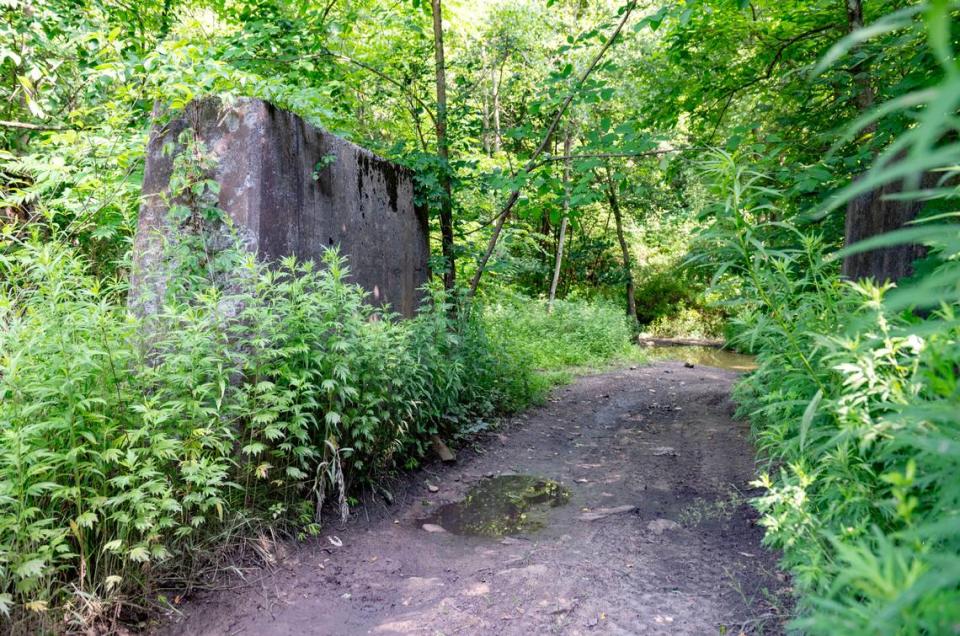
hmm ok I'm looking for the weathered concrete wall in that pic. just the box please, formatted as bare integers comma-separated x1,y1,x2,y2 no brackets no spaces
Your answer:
132,97,430,317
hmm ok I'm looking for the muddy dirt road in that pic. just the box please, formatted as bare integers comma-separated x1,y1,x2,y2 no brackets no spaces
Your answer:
161,361,788,635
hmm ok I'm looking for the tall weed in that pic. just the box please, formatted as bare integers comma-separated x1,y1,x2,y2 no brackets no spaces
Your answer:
696,148,960,634
0,238,534,631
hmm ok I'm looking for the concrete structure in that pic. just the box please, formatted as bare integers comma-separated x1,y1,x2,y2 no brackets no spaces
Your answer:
132,97,430,317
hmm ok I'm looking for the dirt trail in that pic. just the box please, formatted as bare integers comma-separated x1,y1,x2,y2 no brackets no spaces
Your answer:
161,361,788,635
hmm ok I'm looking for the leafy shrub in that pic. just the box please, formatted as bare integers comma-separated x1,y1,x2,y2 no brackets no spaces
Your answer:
482,289,636,370
633,268,701,325
632,246,725,338
644,306,724,339
0,238,535,631
698,149,960,635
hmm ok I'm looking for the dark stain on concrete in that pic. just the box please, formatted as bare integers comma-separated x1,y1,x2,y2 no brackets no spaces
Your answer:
131,97,430,318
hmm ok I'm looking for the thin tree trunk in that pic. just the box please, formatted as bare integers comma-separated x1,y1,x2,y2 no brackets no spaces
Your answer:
547,130,572,312
538,137,558,276
492,60,503,153
431,0,456,291
158,0,174,40
468,0,637,297
604,164,636,320
481,49,491,155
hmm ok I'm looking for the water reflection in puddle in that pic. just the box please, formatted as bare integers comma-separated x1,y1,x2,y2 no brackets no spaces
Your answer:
642,346,757,371
422,475,570,537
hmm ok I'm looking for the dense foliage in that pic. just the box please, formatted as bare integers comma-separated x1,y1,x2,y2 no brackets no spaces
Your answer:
0,231,634,628
0,126,637,629
699,152,960,633
2,0,960,632
484,288,637,370
689,5,960,630
0,240,506,624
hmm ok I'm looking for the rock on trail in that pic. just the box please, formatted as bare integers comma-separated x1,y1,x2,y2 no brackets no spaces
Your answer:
159,361,789,635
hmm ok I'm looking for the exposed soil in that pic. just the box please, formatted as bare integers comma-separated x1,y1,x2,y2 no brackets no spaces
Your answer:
158,360,790,635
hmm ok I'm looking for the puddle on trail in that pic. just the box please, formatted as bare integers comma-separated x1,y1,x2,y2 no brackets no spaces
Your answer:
423,475,570,537
643,346,757,372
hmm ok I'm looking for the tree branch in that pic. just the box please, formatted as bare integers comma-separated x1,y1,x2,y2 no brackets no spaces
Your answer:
765,24,838,77
245,48,439,130
319,0,338,27
0,120,69,131
704,23,840,143
527,148,701,171
315,48,438,130
468,1,639,296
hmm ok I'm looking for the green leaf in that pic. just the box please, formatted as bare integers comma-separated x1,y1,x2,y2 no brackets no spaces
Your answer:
834,225,959,258
0,593,12,618
76,511,97,528
799,389,822,453
15,558,46,579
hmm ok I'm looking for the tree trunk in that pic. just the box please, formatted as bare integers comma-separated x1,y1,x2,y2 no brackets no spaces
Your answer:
431,0,456,291
158,0,174,40
481,49,491,155
547,131,572,313
841,0,927,282
845,0,875,121
842,171,937,281
604,164,636,320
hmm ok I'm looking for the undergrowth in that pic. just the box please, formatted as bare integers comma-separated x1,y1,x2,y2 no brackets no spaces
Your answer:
0,151,634,631
697,150,960,634
689,10,960,631
633,267,724,339
0,236,544,631
482,288,638,372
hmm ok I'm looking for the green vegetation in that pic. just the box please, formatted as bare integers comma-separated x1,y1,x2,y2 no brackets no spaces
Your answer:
700,150,960,634
0,239,518,622
484,290,637,370
2,0,960,633
0,130,636,628
679,4,960,630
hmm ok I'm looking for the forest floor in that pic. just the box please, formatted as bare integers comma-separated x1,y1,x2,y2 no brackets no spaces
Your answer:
157,360,791,635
